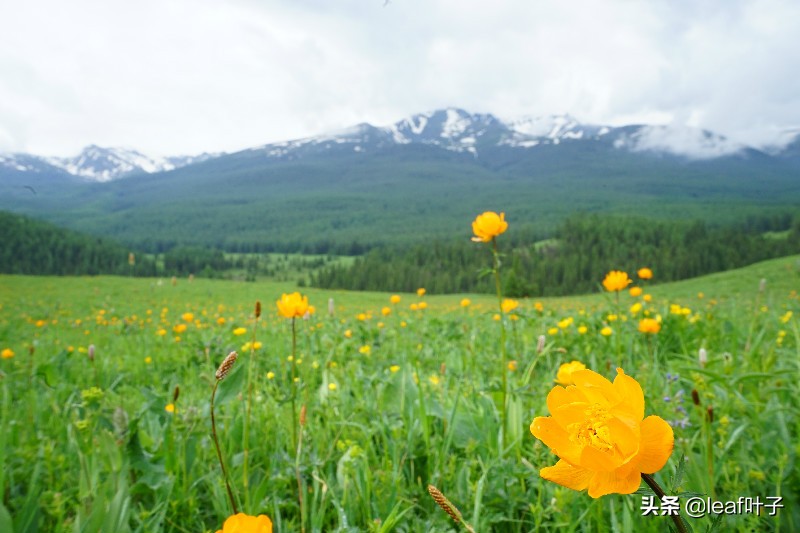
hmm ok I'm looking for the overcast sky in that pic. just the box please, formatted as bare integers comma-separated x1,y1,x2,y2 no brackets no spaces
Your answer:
1,0,798,157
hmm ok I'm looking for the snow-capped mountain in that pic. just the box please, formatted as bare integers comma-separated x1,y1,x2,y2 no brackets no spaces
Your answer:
0,145,221,181
3,109,799,182
253,107,770,162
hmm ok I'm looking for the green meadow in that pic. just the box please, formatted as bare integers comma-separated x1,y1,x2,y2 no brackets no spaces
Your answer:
0,255,798,532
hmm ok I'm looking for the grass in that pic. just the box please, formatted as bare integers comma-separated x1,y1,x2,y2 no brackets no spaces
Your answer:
0,255,798,532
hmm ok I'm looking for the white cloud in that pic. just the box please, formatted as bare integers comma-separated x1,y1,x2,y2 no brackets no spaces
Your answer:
0,0,798,156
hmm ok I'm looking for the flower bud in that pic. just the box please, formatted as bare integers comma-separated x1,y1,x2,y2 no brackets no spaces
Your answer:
698,348,708,368
691,389,700,406
215,351,238,381
537,335,546,354
328,298,335,317
88,344,95,362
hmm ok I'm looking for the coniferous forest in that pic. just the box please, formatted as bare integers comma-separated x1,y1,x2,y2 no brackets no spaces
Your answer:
311,213,800,296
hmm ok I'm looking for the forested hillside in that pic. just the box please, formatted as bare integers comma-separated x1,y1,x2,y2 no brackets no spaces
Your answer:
311,213,800,296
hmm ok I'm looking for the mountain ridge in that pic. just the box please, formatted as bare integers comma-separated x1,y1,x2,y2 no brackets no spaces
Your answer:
3,108,799,181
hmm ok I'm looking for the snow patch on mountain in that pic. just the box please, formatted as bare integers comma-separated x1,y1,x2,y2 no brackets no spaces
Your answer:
1,145,222,181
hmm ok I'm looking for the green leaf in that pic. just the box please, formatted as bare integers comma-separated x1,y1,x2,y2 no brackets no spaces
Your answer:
0,503,13,533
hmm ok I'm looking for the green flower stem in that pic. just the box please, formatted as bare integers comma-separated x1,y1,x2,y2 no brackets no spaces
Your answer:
242,318,257,510
492,238,508,451
641,473,688,533
211,380,238,514
291,317,298,452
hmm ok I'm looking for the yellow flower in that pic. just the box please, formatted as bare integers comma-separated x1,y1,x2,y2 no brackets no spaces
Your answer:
417,288,426,297
328,383,338,391
780,311,793,324
359,345,371,355
307,305,316,315
629,303,642,314
460,298,471,307
216,513,273,533
530,367,674,498
557,317,573,329
555,360,586,385
493,314,501,321
377,321,385,329
165,403,175,414
638,318,661,334
429,375,440,385
602,271,632,292
501,298,519,313
173,324,187,334
400,321,407,328
629,287,642,297
266,371,275,380
600,327,613,337
577,325,588,335
534,301,544,312
389,365,400,373
643,294,653,303
181,312,194,322
276,292,309,319
242,341,263,352
156,328,167,336
217,317,227,326
357,313,367,321
144,356,152,364
390,294,401,304
233,327,247,336
381,307,391,316
410,303,419,311
344,329,352,338
1,348,14,359
548,327,559,336
637,267,653,280
471,211,508,242
418,301,428,310
508,360,518,371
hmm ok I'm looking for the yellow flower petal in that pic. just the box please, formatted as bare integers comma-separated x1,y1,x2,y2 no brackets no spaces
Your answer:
570,369,618,406
636,416,674,473
530,416,583,466
611,368,645,424
587,467,642,498
539,459,594,491
579,445,620,473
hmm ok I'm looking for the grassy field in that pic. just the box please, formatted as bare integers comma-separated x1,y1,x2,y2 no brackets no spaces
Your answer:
0,255,798,532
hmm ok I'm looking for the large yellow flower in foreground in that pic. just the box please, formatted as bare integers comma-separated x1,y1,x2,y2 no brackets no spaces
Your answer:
276,292,309,319
530,367,673,498
471,211,508,242
602,271,632,292
215,513,272,533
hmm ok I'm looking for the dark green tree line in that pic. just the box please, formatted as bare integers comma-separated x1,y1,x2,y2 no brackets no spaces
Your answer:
310,213,800,297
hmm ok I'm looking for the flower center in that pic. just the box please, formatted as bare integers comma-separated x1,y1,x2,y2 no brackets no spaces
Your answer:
568,404,614,451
